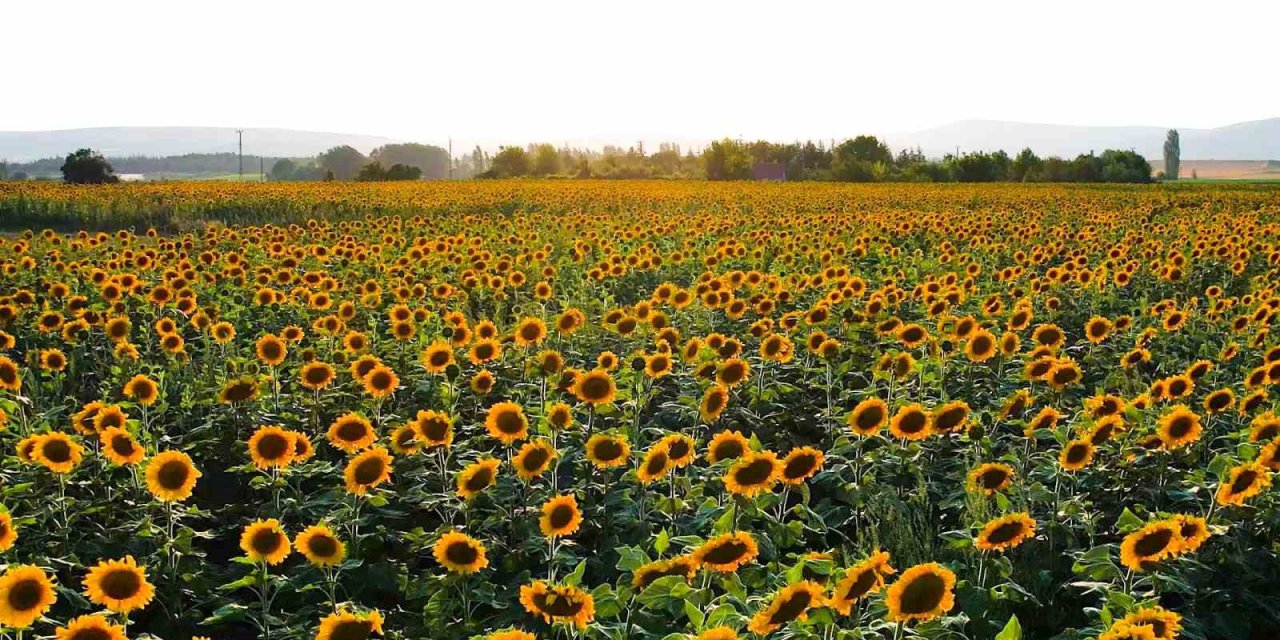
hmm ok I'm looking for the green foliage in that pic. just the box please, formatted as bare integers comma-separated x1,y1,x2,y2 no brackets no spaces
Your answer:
60,148,118,184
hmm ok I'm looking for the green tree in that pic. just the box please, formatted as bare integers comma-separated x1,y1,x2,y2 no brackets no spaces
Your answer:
60,148,118,184
531,144,562,176
1163,129,1180,181
317,146,367,180
486,146,530,178
369,143,448,180
269,158,297,181
832,136,893,182
1010,148,1043,181
702,139,752,180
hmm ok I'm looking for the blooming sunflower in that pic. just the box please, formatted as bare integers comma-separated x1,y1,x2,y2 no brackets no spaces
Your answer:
240,518,291,565
699,384,730,423
572,368,617,406
0,512,16,552
967,463,1015,495
145,450,201,502
412,410,454,448
585,434,631,469
1120,521,1183,571
848,397,889,436
457,458,501,500
485,402,529,445
636,442,673,484
420,340,455,374
300,361,336,391
828,550,895,616
1058,440,1095,472
1117,605,1182,640
83,555,154,613
1216,462,1272,507
546,402,574,431
32,431,83,474
327,413,376,453
362,364,399,399
975,513,1037,552
694,628,739,640
780,446,825,485
99,427,144,466
519,581,595,628
746,581,825,635
706,430,749,463
632,555,699,589
53,614,127,640
248,425,297,469
295,524,346,567
344,446,393,495
433,531,489,574
889,404,931,440
723,450,780,497
1156,405,1201,450
693,531,759,573
884,562,956,623
255,333,287,367
217,376,259,404
514,439,558,481
931,400,971,433
539,494,582,538
316,608,384,640
0,564,57,629
122,373,160,406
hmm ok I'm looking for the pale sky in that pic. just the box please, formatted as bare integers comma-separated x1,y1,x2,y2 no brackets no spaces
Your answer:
6,0,1279,145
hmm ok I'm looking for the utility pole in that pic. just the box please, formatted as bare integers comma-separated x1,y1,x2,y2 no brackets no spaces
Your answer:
260,157,264,182
236,129,244,180
448,137,453,180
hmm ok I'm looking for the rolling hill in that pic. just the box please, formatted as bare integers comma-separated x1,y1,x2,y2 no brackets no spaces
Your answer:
0,127,398,162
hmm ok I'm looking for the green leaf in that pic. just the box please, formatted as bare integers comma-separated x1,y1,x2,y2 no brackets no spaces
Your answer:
655,528,670,556
565,559,587,586
995,614,1022,640
1115,507,1143,533
684,599,705,630
714,505,736,534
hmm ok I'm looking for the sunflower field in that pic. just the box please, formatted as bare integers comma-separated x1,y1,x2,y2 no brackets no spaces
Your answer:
0,180,1278,640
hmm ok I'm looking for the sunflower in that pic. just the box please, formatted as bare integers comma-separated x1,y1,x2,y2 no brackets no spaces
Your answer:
0,565,57,629
828,550,896,616
716,358,750,388
896,323,929,348
1058,440,1095,472
83,555,154,613
746,581,825,635
965,329,997,362
1156,405,1201,450
780,446,825,485
0,356,20,392
975,513,1036,552
410,410,453,448
889,404,931,440
694,531,759,573
706,430,749,463
636,442,673,484
71,401,105,435
240,518,291,565
546,402,574,431
361,364,399,399
643,352,673,378
122,373,160,406
1117,605,1182,640
485,401,529,445
316,608,385,640
471,369,496,395
295,524,346,567
1024,406,1061,438
931,400,970,433
517,581,600,632
1120,521,1183,571
300,361,336,391
572,368,617,406
1031,324,1065,349
53,615,127,640
1216,462,1272,507
248,425,297,469
38,348,67,372
1084,316,1113,343
433,531,489,574
1170,514,1211,554
632,555,699,589
457,457,501,499
33,432,84,474
967,463,1014,495
536,350,565,377
486,630,537,640
256,333,287,366
217,375,258,404
469,338,503,365
724,450,780,496
514,439,558,480
539,494,583,538
0,512,16,552
848,397,889,436
390,424,422,454
513,317,548,346
884,562,956,623
656,433,696,468
1045,359,1082,390
585,433,631,469
344,446,393,495
327,413,376,453
699,384,730,423
420,340,455,374
1203,388,1235,414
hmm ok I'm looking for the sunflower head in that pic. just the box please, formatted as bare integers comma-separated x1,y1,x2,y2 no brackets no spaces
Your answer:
316,608,385,640
240,518,291,565
344,446,393,495
539,494,582,538
83,555,154,613
53,614,127,640
694,531,759,573
296,524,346,567
433,531,489,574
0,564,57,629
145,450,201,502
884,562,957,623
519,580,595,629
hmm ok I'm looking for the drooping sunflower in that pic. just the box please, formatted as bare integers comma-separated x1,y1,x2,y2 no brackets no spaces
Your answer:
83,555,154,613
433,531,489,574
485,401,529,445
975,513,1037,552
0,565,56,629
32,431,84,474
828,550,896,616
724,450,780,496
344,446,393,495
632,555,699,589
746,581,825,636
99,427,144,466
248,425,297,469
1058,440,1095,472
694,531,759,573
420,340,455,374
514,439,558,481
699,384,730,423
145,450,201,502
240,518,291,565
967,463,1015,495
300,361,337,391
889,404,932,441
457,457,501,500
519,580,595,628
1120,521,1183,571
1117,605,1182,640
848,397,889,436
884,562,957,623
295,524,346,567
585,433,631,469
316,608,385,640
327,413,377,453
539,494,582,538
217,376,259,404
572,368,617,406
53,614,127,640
1216,462,1272,507
1156,405,1202,450
122,373,160,406
780,446,825,485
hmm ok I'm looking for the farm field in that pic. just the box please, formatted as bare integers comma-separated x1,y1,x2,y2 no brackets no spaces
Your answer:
0,180,1278,640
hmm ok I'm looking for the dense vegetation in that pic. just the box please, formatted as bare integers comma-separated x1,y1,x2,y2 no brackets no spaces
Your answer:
0,181,1276,640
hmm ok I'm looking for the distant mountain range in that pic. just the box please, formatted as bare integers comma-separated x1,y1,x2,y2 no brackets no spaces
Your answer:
1,119,1277,163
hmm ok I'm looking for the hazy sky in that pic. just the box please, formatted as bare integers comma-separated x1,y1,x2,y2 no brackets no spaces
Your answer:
7,0,1278,145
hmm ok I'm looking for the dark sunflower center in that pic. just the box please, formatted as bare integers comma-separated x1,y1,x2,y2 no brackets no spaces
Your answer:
445,540,479,566
898,411,927,434
430,350,450,367
305,368,331,384
225,382,254,401
712,440,744,460
330,620,374,640
8,578,43,611
521,448,550,471
337,421,369,442
666,440,690,461
935,408,965,431
1230,470,1259,495
99,568,142,599
720,364,745,383
353,457,385,485
1169,380,1187,395
971,336,993,354
902,328,923,342
1133,529,1174,557
856,407,884,430
979,469,1008,489
369,371,393,390
158,460,190,489
768,591,813,625
897,573,946,614
702,540,748,565
580,376,612,401
42,439,72,463
984,521,1025,545
1167,417,1193,438
534,591,584,617
1065,444,1089,464
735,458,774,485
592,440,624,462
494,411,524,434
549,504,575,529
422,419,449,441
257,434,290,460
839,569,877,601
644,451,669,475
1208,393,1231,410
67,628,111,640
251,529,284,555
307,535,339,559
464,468,494,492
475,344,495,359
784,454,817,480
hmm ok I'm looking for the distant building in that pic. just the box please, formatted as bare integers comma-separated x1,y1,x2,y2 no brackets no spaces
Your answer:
752,162,785,181
118,173,147,182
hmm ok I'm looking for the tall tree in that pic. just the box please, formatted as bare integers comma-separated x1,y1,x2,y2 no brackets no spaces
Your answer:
1163,129,1180,181
369,143,449,180
60,148,118,184
317,146,368,181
